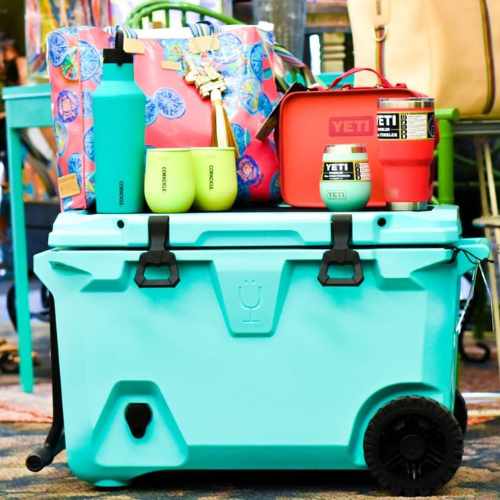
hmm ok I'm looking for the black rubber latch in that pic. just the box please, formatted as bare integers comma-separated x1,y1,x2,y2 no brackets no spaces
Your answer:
125,403,152,439
134,216,180,288
318,214,364,287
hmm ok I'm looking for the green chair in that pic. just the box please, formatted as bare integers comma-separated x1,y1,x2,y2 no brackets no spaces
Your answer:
435,108,460,204
125,1,243,29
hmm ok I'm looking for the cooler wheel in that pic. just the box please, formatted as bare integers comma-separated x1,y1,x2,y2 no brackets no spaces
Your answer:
363,396,463,497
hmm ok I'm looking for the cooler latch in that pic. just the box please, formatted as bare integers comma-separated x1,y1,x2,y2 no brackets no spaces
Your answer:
134,216,180,288
318,214,364,287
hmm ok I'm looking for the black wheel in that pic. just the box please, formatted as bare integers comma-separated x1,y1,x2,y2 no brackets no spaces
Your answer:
363,396,463,497
6,283,51,332
454,389,468,436
0,353,20,374
459,333,491,363
40,284,50,310
6,283,17,331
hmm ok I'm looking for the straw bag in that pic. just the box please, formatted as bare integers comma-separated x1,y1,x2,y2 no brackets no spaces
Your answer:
348,0,500,119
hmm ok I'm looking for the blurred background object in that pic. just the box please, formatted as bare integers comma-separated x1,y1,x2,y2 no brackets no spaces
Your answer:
234,0,351,76
0,4,59,282
252,0,307,60
111,0,234,24
25,0,111,83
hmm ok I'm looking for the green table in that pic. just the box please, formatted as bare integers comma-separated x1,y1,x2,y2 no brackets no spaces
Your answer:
2,84,53,393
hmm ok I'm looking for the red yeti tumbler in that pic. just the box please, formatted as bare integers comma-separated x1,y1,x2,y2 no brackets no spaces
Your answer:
377,98,435,211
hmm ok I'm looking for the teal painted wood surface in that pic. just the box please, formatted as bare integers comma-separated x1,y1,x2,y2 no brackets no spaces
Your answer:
2,83,53,392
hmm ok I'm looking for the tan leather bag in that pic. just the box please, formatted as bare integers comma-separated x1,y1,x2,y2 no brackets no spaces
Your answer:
347,0,500,119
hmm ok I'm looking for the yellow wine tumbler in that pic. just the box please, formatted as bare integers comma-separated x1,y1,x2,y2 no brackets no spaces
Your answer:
144,148,195,213
191,147,237,211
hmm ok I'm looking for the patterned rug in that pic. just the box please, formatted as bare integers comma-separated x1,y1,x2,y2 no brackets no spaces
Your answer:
1,419,500,500
0,383,52,423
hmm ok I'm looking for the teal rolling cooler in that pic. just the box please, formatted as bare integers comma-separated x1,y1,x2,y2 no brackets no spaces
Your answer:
28,205,489,497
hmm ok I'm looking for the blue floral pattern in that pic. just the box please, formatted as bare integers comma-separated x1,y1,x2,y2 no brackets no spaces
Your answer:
155,88,186,119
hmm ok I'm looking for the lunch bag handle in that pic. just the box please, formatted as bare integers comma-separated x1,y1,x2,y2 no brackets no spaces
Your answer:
329,67,398,90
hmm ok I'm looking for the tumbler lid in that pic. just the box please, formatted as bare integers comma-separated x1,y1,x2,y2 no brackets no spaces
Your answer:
378,97,434,109
324,144,367,154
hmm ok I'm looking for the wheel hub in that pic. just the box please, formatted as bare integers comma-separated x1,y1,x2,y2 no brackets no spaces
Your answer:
399,434,426,461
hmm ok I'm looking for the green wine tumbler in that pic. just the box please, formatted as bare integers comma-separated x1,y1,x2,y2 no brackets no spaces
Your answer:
320,144,372,211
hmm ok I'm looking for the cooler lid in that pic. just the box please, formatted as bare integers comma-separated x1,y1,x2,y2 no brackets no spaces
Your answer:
48,205,462,248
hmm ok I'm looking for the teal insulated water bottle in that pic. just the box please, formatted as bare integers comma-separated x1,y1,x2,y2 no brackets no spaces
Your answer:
93,31,145,213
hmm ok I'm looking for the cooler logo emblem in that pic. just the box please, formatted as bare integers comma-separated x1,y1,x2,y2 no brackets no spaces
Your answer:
329,116,373,136
239,279,261,324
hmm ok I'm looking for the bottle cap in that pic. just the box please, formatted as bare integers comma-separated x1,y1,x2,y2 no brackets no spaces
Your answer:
103,31,134,65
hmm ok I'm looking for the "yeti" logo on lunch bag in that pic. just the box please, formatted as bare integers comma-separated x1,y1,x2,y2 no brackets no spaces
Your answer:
329,116,373,136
